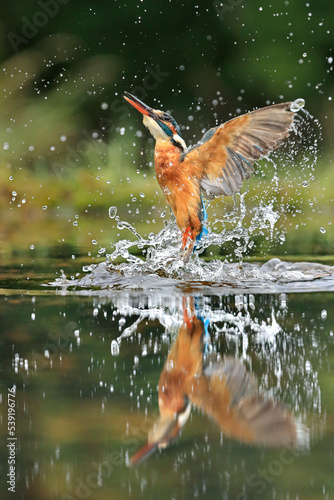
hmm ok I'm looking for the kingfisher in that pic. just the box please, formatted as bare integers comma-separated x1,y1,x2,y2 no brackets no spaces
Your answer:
124,92,305,261
130,298,297,465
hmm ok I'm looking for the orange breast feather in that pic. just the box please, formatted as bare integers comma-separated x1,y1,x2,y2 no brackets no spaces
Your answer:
154,139,202,236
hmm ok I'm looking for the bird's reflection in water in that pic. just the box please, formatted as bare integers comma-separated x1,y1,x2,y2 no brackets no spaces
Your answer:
131,297,298,466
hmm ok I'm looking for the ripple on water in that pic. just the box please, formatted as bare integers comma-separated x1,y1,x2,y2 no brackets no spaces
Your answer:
49,257,334,294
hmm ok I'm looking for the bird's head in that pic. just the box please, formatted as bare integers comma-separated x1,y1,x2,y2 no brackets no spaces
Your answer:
124,91,187,151
130,395,191,466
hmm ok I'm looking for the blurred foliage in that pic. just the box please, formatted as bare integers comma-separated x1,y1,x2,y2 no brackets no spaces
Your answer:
1,154,333,260
0,0,333,163
0,0,333,257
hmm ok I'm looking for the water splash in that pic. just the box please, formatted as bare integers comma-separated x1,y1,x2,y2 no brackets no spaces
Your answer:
47,108,329,291
101,106,322,277
50,256,334,294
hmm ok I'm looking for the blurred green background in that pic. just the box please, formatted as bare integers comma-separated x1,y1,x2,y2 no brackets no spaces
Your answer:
0,0,333,260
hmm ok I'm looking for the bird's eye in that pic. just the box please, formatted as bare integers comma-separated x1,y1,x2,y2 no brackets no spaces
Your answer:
162,113,170,121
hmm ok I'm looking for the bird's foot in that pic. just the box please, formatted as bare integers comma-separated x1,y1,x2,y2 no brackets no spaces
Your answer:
180,228,194,263
181,227,193,248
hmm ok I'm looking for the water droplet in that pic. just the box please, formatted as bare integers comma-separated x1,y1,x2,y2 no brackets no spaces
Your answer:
109,206,117,218
111,340,119,356
139,192,145,198
305,360,311,374
92,239,98,245
290,98,305,112
12,191,17,197
320,227,326,234
30,244,35,250
101,102,108,110
42,205,48,211
321,310,327,319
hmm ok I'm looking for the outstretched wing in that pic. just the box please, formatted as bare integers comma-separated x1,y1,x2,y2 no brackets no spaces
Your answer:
181,100,304,198
191,357,297,447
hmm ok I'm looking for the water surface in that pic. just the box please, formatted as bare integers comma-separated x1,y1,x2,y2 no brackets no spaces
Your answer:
1,256,333,499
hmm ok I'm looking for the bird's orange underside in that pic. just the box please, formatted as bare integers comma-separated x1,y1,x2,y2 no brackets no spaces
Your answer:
153,115,252,241
154,140,203,238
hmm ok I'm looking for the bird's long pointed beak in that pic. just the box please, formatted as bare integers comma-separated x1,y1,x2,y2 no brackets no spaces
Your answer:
130,441,160,467
130,417,180,467
124,91,154,117
130,403,191,466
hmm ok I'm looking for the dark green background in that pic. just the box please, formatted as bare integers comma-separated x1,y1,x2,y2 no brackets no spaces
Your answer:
1,0,334,151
